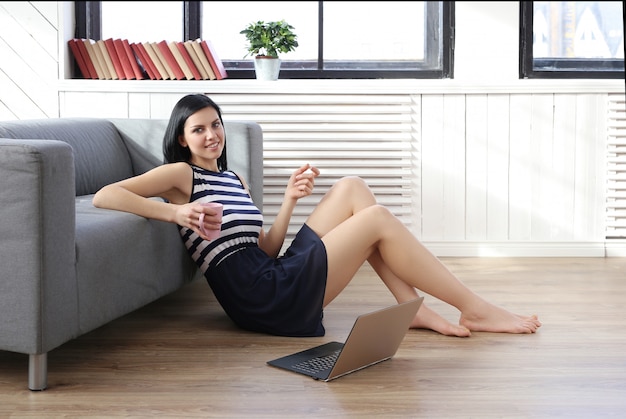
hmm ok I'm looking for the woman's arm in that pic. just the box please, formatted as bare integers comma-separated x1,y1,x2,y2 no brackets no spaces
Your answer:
93,163,212,236
259,164,319,258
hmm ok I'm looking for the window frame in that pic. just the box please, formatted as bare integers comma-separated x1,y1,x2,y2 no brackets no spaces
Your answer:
519,1,625,79
75,1,454,79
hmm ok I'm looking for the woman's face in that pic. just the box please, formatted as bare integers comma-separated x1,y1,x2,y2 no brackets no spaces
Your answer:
179,106,225,171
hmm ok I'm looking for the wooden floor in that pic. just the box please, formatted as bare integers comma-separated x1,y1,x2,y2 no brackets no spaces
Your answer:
1,257,626,418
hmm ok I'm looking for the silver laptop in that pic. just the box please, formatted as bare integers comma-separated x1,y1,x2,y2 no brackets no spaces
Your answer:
267,297,423,381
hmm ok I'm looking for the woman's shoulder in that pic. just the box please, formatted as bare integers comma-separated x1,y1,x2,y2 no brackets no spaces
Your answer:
154,161,192,174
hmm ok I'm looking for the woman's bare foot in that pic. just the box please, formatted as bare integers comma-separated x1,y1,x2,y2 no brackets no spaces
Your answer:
459,300,541,334
410,302,471,337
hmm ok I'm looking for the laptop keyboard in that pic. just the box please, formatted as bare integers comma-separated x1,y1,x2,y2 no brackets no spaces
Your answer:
292,349,341,374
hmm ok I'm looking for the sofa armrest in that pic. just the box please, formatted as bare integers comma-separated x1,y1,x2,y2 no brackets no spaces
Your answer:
0,139,79,355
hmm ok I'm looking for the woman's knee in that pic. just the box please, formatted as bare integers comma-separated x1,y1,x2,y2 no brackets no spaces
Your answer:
332,176,372,197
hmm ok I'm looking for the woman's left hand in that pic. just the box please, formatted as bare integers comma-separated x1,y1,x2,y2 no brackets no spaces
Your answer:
286,163,320,200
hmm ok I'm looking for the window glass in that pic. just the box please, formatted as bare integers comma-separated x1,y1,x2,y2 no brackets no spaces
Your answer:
201,1,318,61
525,1,624,77
533,1,623,59
101,1,183,43
323,2,425,62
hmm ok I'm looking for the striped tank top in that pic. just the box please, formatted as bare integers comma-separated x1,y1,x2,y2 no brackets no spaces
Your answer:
178,165,263,274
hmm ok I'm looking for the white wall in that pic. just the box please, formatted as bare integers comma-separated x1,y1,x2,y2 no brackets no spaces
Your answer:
1,2,625,256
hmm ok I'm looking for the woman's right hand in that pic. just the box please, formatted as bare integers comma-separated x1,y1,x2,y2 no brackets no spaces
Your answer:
175,203,221,239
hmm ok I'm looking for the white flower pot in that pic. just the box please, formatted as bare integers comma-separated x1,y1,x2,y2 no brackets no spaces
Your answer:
254,57,281,81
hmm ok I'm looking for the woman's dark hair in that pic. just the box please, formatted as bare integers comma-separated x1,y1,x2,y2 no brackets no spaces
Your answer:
162,94,228,171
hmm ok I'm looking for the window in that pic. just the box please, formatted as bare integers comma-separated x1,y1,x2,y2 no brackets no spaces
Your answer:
520,1,625,79
76,1,453,79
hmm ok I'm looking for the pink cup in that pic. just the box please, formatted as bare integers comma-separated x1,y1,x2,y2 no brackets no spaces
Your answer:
198,202,223,240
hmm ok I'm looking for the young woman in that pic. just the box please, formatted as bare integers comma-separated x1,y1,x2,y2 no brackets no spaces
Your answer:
93,94,541,338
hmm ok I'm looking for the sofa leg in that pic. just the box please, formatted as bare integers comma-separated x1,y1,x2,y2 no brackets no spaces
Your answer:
28,353,47,391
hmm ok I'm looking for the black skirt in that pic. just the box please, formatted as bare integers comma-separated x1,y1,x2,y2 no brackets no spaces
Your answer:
206,223,328,337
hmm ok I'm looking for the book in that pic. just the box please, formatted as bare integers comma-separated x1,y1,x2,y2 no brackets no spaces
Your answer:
122,39,145,80
189,39,216,80
143,42,170,80
200,39,228,80
74,39,99,79
96,40,118,80
151,42,176,80
170,41,201,80
113,38,136,80
156,40,186,80
67,39,95,79
104,38,126,80
131,42,157,80
183,40,210,80
134,42,161,79
91,39,113,79
82,39,106,79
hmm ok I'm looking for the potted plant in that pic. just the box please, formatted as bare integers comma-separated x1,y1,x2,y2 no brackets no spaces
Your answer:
240,20,298,80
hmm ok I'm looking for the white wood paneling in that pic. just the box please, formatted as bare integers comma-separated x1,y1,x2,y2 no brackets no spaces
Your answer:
509,94,534,241
552,94,578,241
0,2,58,119
466,94,489,240
486,94,510,241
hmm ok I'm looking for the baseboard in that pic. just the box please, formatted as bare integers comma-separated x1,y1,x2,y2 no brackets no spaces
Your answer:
605,240,626,257
423,241,608,257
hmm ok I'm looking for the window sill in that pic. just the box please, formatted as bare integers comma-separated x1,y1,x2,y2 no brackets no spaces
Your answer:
57,78,626,95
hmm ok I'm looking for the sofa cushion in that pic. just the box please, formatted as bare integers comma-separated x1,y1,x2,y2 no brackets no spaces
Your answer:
0,118,134,196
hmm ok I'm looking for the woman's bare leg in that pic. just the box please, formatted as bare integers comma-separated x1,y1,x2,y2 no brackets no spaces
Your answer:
367,250,471,337
305,176,541,335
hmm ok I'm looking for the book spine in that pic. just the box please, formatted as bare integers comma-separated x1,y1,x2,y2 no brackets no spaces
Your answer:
169,41,198,80
131,43,156,80
67,39,92,79
82,39,106,79
200,39,228,80
74,39,99,79
156,40,186,80
151,42,176,79
190,39,216,80
96,40,118,80
113,39,136,80
122,39,145,80
184,41,210,80
136,43,161,80
143,43,170,80
104,38,126,80
92,40,113,79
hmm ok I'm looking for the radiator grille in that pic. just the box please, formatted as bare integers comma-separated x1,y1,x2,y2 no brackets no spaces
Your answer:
606,93,626,239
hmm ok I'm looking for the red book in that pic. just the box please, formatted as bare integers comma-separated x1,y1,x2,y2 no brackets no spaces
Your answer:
174,41,202,80
131,42,157,80
156,40,186,80
122,39,145,80
75,39,99,79
67,39,95,79
200,39,228,80
113,38,135,80
104,38,126,80
136,42,162,79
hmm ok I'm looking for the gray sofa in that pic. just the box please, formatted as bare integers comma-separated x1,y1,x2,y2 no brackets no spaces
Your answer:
0,117,263,391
